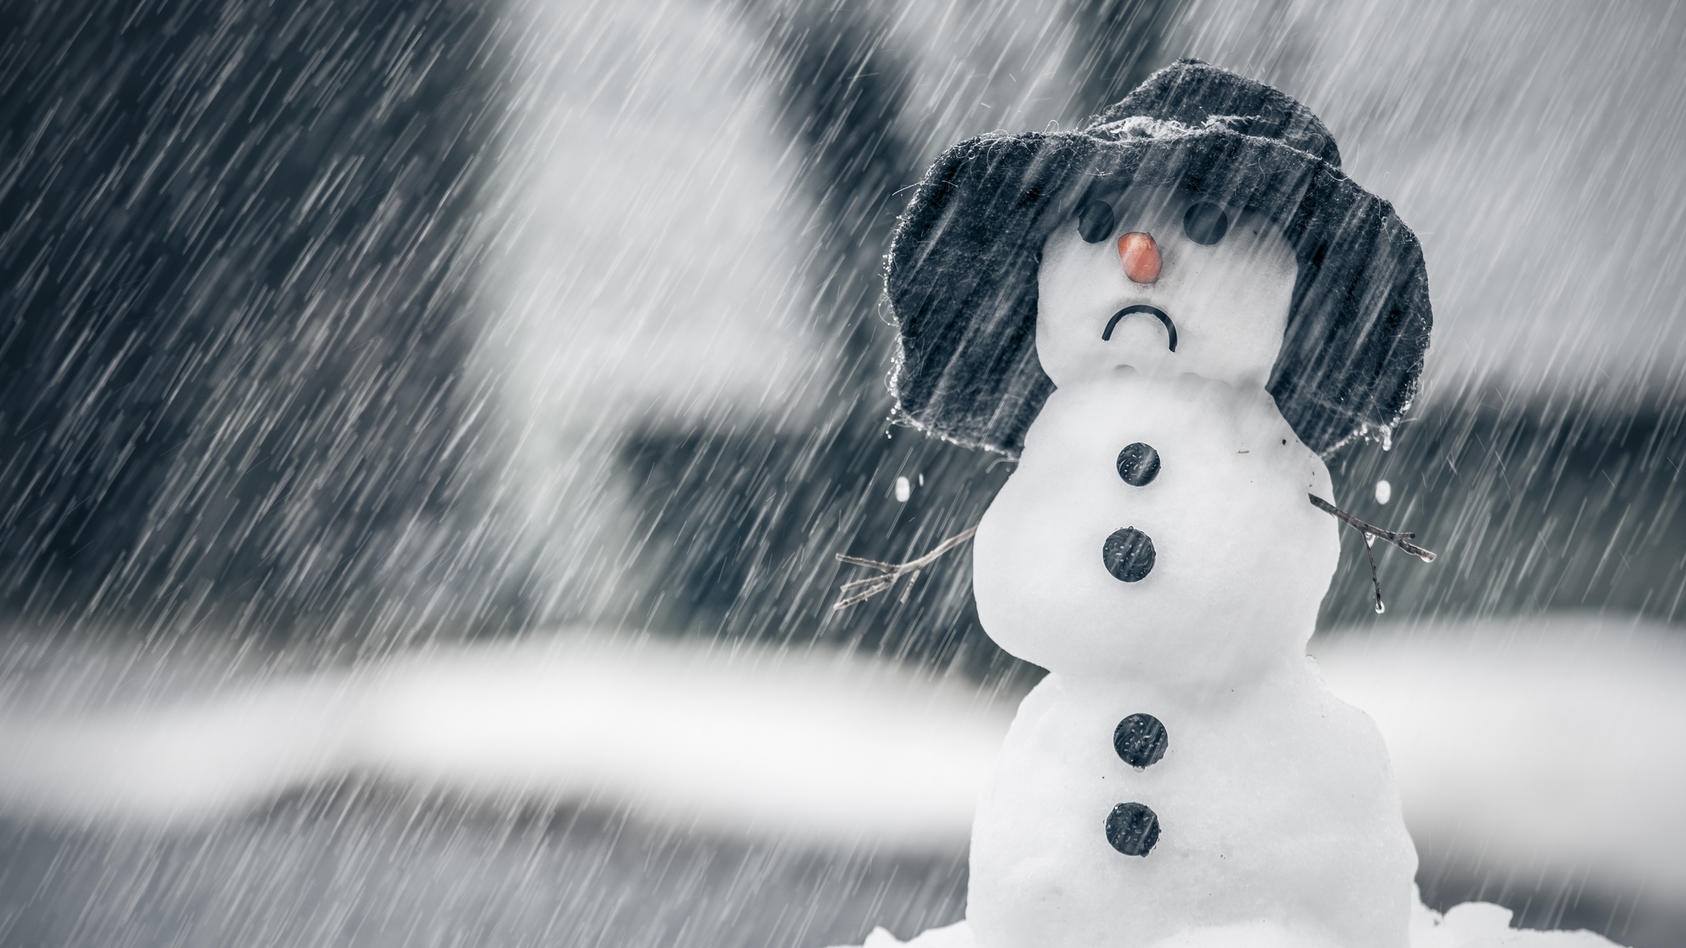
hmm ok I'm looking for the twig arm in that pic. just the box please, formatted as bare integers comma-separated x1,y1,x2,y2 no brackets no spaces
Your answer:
1306,493,1437,562
831,525,979,610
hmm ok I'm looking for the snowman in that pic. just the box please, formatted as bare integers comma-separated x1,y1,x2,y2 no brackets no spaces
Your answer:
832,61,1506,948
960,170,1420,947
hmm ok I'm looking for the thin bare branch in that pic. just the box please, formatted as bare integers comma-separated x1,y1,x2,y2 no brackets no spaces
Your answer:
1307,493,1438,562
1361,533,1385,614
831,525,979,610
835,554,900,571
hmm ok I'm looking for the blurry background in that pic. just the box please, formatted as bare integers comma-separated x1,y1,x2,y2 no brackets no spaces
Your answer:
1,0,1683,945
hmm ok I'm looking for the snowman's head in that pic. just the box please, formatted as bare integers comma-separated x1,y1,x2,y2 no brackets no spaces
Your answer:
1035,183,1297,391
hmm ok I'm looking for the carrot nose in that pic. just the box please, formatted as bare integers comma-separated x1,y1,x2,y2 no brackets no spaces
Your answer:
1118,232,1161,284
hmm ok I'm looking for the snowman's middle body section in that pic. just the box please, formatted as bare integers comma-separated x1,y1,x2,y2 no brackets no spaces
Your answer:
967,372,1417,948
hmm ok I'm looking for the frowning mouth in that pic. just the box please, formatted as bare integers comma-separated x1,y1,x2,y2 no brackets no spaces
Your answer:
1102,305,1177,352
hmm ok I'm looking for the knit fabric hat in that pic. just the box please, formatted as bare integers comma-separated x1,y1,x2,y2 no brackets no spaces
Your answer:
885,59,1432,458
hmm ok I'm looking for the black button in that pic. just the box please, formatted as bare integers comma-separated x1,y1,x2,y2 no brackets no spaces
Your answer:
1105,802,1160,856
1113,713,1168,768
1115,442,1160,486
1102,527,1155,582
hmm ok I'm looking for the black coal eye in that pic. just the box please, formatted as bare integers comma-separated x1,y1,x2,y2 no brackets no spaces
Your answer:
1076,200,1115,243
1182,202,1229,245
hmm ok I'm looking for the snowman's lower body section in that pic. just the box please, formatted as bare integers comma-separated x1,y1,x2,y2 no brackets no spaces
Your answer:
965,672,1418,948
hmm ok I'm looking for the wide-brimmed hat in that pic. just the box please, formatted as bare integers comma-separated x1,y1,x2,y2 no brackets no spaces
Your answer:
885,59,1431,458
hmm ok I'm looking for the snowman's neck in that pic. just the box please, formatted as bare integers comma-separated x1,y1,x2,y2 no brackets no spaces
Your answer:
1051,652,1312,707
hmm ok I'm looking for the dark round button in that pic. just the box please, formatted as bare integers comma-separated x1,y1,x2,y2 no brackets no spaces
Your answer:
1115,442,1160,486
1102,527,1155,582
1113,713,1168,768
1105,802,1160,856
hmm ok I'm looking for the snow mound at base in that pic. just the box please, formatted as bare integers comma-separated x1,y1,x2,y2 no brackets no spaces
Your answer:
1410,899,1623,948
832,895,1624,948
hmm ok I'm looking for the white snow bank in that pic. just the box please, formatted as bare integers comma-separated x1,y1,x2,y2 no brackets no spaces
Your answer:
350,634,1005,847
0,632,1005,849
1314,613,1686,906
